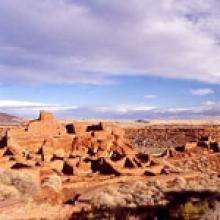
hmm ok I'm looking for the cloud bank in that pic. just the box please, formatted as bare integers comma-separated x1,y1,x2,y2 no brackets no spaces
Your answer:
1,0,220,85
0,100,77,116
2,99,220,120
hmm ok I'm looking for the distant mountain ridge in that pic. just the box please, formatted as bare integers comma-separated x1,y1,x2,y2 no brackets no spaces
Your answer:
0,113,22,124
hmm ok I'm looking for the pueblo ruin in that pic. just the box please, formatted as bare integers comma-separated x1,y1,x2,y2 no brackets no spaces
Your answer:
0,111,219,219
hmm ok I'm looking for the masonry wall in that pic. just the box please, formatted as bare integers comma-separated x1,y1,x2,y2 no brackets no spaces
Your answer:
125,125,220,150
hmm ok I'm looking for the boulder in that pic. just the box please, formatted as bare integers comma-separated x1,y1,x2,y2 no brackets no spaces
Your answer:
42,175,62,193
36,174,63,204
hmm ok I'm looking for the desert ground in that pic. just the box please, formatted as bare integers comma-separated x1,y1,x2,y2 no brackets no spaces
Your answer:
0,111,219,219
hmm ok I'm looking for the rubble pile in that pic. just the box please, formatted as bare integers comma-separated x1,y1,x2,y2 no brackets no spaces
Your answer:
126,125,220,151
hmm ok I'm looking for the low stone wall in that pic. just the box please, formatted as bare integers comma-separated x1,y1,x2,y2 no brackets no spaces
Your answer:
125,125,220,151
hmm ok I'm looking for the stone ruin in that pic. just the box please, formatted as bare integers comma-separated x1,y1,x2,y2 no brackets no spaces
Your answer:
0,111,175,177
0,111,218,180
0,111,220,218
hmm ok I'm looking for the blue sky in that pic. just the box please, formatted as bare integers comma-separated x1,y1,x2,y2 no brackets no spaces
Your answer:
0,76,218,107
0,0,220,119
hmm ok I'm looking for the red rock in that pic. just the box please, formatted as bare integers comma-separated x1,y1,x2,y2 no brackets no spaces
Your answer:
185,142,197,150
144,165,164,176
38,111,55,121
49,160,64,174
72,122,88,133
74,160,92,176
92,131,111,140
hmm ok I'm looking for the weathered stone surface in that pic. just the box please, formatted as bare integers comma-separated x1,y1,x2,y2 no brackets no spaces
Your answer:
42,175,62,193
71,122,88,133
144,165,164,176
92,131,111,140
5,111,67,156
38,111,54,121
126,125,220,151
185,142,198,150
27,117,66,137
49,160,64,173
39,144,54,163
74,160,92,176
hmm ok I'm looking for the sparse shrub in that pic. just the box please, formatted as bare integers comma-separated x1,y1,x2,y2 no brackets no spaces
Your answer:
0,170,40,199
0,183,20,201
170,201,209,220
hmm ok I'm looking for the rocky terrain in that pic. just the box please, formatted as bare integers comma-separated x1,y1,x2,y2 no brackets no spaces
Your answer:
0,111,219,219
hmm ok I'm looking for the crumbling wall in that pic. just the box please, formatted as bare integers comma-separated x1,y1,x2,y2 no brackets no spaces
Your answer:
3,111,219,179
125,125,220,150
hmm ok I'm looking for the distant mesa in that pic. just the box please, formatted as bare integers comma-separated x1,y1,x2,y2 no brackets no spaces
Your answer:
0,113,22,125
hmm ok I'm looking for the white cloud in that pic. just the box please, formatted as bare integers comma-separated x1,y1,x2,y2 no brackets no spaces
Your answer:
0,100,77,112
2,99,220,119
203,100,215,106
0,100,46,107
144,94,157,99
190,88,214,96
1,0,220,84
96,105,156,114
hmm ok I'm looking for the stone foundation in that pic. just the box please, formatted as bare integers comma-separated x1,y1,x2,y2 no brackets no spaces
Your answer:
125,125,220,150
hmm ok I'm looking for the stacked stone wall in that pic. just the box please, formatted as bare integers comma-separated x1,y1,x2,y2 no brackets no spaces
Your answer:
125,125,220,150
